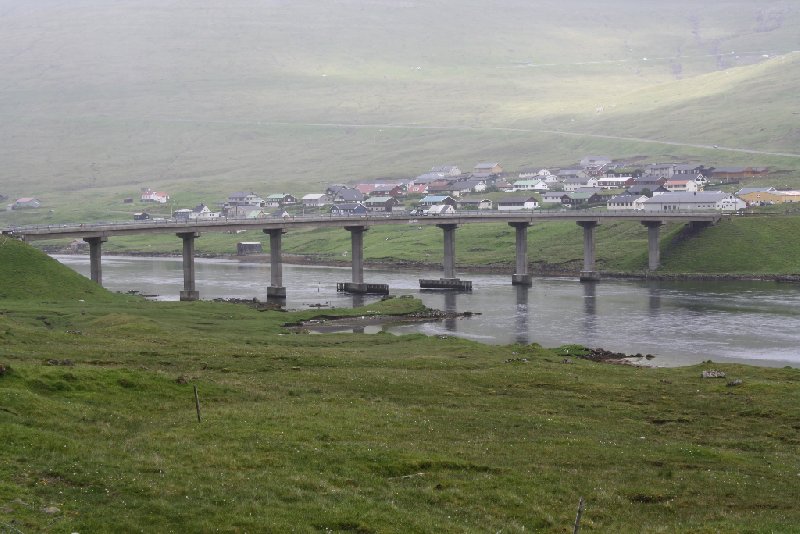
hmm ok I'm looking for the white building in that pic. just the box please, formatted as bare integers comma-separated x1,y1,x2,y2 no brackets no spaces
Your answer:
512,179,549,192
640,192,738,212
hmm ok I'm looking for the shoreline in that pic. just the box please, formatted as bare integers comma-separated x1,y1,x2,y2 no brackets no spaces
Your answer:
49,247,800,283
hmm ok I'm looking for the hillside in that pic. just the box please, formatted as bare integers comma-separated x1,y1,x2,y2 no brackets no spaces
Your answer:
0,236,116,300
0,0,799,219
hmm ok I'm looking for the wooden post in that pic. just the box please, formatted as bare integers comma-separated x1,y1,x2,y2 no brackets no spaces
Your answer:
194,385,202,423
573,496,584,534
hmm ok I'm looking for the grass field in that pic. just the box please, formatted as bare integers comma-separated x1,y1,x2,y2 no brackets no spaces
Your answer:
2,237,800,532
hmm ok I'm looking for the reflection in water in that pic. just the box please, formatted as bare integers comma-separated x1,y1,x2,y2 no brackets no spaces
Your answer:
514,285,529,345
583,282,597,335
444,291,458,332
351,294,366,309
648,282,661,317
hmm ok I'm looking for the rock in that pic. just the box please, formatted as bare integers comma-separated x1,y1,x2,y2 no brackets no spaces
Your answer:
45,359,74,366
42,506,60,514
0,364,8,376
702,370,726,378
175,376,189,384
562,358,573,364
727,379,743,387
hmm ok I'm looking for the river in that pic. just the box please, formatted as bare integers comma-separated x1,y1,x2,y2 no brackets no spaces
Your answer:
52,254,800,368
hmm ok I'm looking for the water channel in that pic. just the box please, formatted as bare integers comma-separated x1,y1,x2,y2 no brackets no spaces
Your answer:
52,254,800,368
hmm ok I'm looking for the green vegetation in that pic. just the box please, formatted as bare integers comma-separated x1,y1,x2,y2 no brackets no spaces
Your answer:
2,234,800,532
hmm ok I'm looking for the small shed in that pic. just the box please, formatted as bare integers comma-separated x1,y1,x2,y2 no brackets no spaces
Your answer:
237,242,263,255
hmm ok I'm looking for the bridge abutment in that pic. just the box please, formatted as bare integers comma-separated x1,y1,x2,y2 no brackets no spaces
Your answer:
177,231,200,301
83,236,107,285
509,222,532,286
577,221,600,282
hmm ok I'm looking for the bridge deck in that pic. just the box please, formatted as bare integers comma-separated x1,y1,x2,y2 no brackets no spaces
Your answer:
3,211,723,241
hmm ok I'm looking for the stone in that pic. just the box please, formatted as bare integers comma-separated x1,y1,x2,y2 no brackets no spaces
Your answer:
42,506,60,514
701,370,726,378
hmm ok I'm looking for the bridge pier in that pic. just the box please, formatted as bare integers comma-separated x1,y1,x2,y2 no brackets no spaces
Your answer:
577,221,600,282
509,222,532,286
338,226,388,294
642,221,663,271
420,224,472,291
263,229,286,300
83,236,107,285
177,231,200,301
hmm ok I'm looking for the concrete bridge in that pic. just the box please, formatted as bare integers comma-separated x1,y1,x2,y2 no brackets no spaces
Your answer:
3,211,722,301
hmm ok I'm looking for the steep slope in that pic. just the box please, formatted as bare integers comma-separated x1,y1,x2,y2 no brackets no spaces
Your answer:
0,236,115,300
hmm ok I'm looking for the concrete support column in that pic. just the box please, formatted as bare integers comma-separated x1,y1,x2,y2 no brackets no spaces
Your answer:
345,225,367,288
264,229,286,299
176,231,200,301
642,221,663,271
509,222,532,286
438,224,458,279
577,221,600,282
82,236,107,285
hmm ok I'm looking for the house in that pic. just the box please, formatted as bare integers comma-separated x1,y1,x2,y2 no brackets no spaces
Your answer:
426,204,456,216
737,189,800,205
563,176,599,192
173,208,193,221
431,165,462,176
561,192,602,207
473,162,502,175
133,212,151,221
497,197,539,211
140,189,169,203
427,181,459,196
363,196,400,212
406,183,429,195
596,176,635,189
455,179,488,194
674,164,707,176
540,191,566,203
711,167,769,182
264,193,296,207
627,184,669,196
640,191,737,212
644,163,676,179
412,172,448,184
664,179,699,193
229,192,267,207
190,203,219,220
370,184,404,197
334,188,365,202
237,242,263,255
418,195,457,207
512,179,549,192
736,187,777,205
12,197,41,209
301,193,331,207
607,193,647,211
457,198,493,210
330,203,368,216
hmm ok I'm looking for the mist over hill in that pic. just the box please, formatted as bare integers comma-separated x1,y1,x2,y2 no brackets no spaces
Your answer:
0,0,798,206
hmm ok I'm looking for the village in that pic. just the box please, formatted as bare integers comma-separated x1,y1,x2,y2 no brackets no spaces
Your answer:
6,156,792,220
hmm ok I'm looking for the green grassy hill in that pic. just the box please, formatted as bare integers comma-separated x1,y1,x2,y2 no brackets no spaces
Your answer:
0,236,117,300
